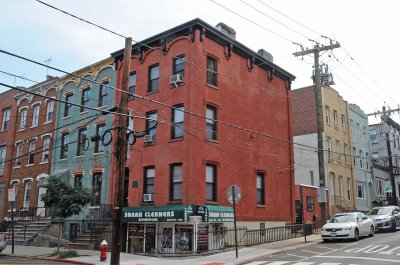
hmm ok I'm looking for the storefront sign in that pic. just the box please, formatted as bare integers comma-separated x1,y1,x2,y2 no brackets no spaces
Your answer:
122,205,194,222
197,205,234,222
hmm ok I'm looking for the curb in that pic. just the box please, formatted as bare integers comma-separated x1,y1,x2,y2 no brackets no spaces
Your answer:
5,253,95,265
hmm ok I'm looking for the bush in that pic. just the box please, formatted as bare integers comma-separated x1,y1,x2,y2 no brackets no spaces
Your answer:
57,250,78,259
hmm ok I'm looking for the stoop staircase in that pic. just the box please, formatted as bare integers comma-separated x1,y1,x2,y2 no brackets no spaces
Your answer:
6,218,51,245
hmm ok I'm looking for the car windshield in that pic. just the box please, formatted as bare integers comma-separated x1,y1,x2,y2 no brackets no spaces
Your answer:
369,207,392,215
330,214,356,223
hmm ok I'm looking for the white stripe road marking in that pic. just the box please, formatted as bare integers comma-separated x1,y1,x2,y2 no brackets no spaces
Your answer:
315,255,400,263
247,262,269,265
286,253,308,259
319,263,341,265
264,262,290,265
314,245,334,250
291,262,314,265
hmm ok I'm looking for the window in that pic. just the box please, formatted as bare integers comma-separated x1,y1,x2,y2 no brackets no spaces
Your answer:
92,173,102,205
76,128,87,156
327,137,332,159
95,124,106,153
64,94,72,117
366,153,369,170
20,108,27,129
171,105,184,139
28,139,36,165
81,87,90,112
129,72,136,99
41,136,51,163
46,100,54,122
23,180,32,209
359,150,363,168
353,147,357,166
74,174,83,188
148,64,159,93
357,184,365,199
173,55,185,77
11,181,18,205
347,178,352,201
32,104,40,127
206,56,218,86
333,110,338,127
310,170,314,186
60,132,69,159
341,114,346,132
15,142,23,167
307,196,314,211
145,111,157,142
206,105,217,140
376,178,384,196
2,108,10,131
98,81,108,107
338,176,343,199
0,145,6,175
256,171,265,205
325,106,330,124
336,140,341,160
170,164,183,201
344,143,348,163
144,166,155,197
206,164,217,201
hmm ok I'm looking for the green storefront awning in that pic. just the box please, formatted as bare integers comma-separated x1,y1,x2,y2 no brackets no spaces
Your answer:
122,205,195,222
197,205,234,222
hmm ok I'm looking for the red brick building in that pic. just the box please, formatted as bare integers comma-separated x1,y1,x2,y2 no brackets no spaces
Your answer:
8,76,58,218
0,89,18,220
111,19,296,253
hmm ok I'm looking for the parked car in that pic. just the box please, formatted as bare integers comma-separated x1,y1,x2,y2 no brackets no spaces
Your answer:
368,206,400,232
321,212,375,242
0,233,7,252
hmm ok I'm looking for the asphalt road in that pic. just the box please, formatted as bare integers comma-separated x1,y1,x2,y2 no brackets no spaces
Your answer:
0,254,73,264
244,229,400,265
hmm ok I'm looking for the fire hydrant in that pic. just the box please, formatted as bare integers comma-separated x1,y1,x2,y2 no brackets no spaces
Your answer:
100,239,108,261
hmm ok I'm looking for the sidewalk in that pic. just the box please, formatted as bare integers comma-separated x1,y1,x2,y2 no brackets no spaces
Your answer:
3,234,322,265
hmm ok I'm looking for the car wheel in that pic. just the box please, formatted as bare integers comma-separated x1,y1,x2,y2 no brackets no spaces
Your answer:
392,220,397,232
353,229,360,241
369,226,375,237
322,239,329,243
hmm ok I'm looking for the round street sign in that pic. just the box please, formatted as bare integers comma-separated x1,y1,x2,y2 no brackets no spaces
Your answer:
226,185,241,204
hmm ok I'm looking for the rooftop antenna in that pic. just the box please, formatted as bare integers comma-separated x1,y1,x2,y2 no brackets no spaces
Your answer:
44,57,52,77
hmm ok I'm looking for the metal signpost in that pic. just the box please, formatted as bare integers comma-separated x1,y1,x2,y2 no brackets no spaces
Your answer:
226,184,241,258
8,188,15,254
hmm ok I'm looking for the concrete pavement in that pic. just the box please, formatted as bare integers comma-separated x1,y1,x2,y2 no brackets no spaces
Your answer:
2,234,322,265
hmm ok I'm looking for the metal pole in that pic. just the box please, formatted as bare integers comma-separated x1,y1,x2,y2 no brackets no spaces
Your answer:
11,201,14,254
300,185,307,243
232,186,238,258
385,131,398,206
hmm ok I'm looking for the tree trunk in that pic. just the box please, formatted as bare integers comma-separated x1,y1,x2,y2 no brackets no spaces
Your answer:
57,219,63,255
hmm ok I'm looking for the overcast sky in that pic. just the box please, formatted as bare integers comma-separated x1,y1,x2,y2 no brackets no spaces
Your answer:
1,0,400,124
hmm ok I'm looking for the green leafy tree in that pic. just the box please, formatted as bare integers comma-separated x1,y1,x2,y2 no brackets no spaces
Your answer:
41,175,94,255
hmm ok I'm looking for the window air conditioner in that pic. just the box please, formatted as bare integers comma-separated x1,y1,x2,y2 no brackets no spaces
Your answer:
144,134,153,143
170,74,184,85
143,193,154,202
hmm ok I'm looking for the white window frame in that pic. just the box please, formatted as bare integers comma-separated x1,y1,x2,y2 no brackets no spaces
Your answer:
347,178,352,201
2,108,10,131
325,105,330,124
32,104,40,127
344,143,348,163
336,140,341,160
23,179,33,209
357,184,365,199
338,176,344,199
41,135,51,163
333,110,338,128
15,141,23,167
45,100,54,123
341,114,346,132
0,145,6,175
327,137,332,159
27,139,36,165
19,108,27,130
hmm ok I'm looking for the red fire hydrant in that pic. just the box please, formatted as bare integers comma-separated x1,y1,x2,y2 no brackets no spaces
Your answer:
100,240,108,261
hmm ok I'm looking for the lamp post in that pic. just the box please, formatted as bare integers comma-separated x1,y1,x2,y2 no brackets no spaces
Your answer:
8,188,15,254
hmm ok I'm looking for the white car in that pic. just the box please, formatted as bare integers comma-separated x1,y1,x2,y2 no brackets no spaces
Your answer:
321,212,375,242
0,233,7,252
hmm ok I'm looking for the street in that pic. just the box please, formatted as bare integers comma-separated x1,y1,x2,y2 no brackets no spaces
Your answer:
0,254,73,264
244,229,400,265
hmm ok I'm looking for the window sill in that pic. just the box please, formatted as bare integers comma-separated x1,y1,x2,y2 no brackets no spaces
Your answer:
39,161,49,165
170,82,185,89
168,201,183,205
79,111,89,115
93,152,105,156
17,128,26,132
169,138,183,143
206,138,218,143
257,204,266,208
13,166,21,169
206,83,218,90
144,142,156,147
62,116,71,120
205,201,218,205
59,158,69,161
75,155,85,159
146,90,159,96
141,202,155,206
43,120,52,125
25,164,34,167
30,125,38,129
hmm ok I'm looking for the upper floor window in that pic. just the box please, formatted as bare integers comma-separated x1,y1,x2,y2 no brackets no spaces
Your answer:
327,137,332,159
2,108,10,131
144,166,155,199
76,127,87,156
369,129,378,143
23,180,32,209
333,110,338,128
95,123,106,153
359,150,363,168
206,105,217,140
148,64,159,93
19,108,27,129
64,94,73,117
307,196,314,211
92,172,102,205
74,174,83,188
206,56,218,86
344,143,348,163
171,105,184,139
357,184,365,199
32,104,40,127
80,87,90,112
145,111,157,143
347,177,352,201
341,114,346,132
325,106,330,124
376,178,384,196
353,147,357,166
310,170,315,186
60,132,69,159
0,145,6,175
256,171,265,205
41,136,51,163
206,164,217,202
28,139,36,165
98,81,108,107
336,140,341,160
15,142,23,167
46,100,54,122
366,153,369,170
173,55,185,77
170,164,183,201
338,176,344,199
129,72,136,99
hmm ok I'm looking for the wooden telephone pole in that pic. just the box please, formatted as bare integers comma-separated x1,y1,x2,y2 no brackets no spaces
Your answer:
110,37,132,265
293,41,340,225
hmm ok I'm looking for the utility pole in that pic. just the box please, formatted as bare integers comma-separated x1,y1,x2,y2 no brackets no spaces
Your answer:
111,37,132,265
293,42,340,225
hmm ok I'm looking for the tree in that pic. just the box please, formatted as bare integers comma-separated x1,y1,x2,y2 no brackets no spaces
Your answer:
41,175,94,255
